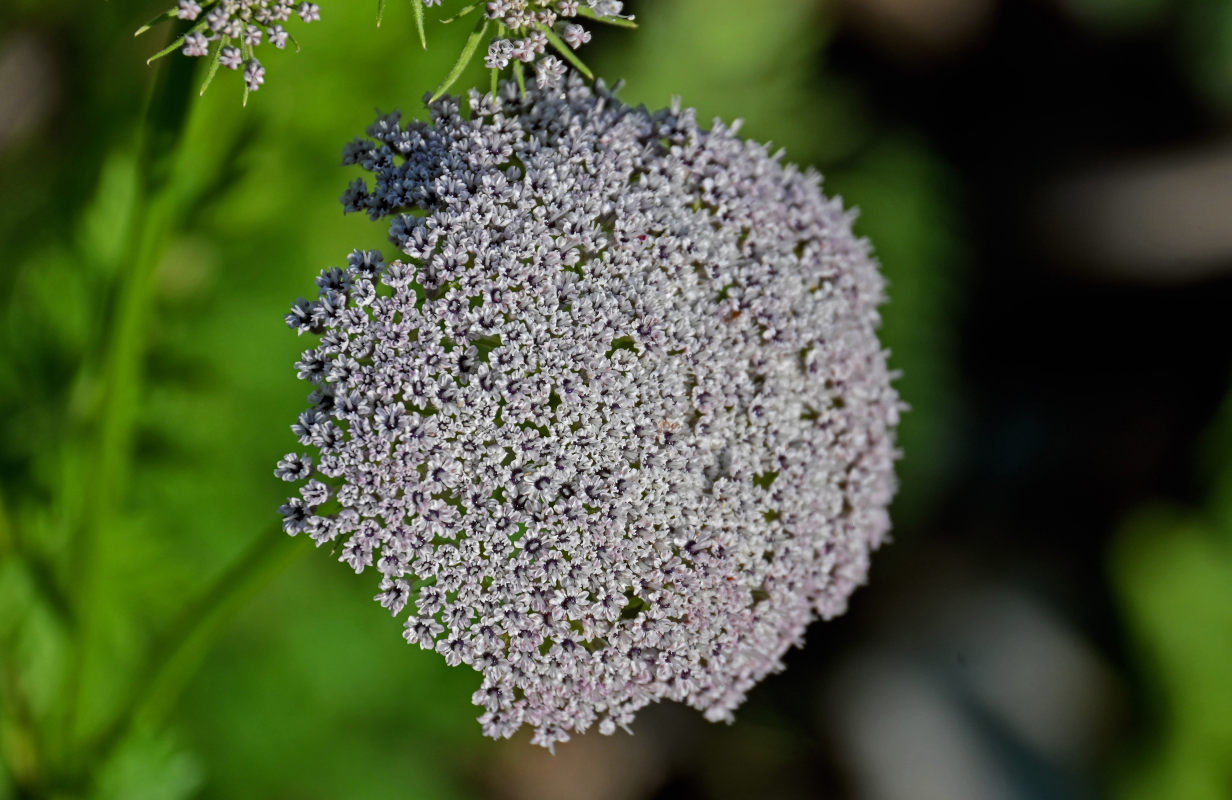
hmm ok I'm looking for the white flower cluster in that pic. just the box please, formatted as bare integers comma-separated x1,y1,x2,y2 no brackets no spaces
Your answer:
476,0,628,88
173,0,321,91
280,76,900,749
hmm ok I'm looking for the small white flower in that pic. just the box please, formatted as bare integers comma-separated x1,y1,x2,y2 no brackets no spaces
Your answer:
269,24,290,48
182,32,209,57
534,55,565,88
218,46,243,70
561,23,590,49
296,2,320,22
244,59,266,91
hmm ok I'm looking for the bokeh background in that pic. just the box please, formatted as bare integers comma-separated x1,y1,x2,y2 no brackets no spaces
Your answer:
2,0,1231,797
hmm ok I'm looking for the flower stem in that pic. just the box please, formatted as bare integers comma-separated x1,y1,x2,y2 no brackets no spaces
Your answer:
0,487,11,559
86,528,306,767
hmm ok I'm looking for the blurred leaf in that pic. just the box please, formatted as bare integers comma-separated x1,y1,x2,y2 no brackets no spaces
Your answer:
603,0,866,164
1199,389,1232,536
1180,0,1232,111
75,152,141,274
1059,0,1168,31
1110,505,1232,800
0,558,70,748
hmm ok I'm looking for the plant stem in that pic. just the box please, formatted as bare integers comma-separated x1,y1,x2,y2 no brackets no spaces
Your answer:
1,664,45,797
0,487,12,559
86,529,307,767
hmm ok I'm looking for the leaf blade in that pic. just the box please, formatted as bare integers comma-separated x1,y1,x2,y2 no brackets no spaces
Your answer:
198,36,227,96
428,18,489,103
440,3,480,24
411,0,427,48
135,7,178,37
576,6,638,28
145,20,208,65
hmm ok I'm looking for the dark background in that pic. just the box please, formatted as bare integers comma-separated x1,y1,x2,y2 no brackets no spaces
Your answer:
1,0,1230,797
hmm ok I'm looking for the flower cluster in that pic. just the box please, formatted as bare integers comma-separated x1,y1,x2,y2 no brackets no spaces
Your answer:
146,0,321,92
279,76,899,749
477,0,629,88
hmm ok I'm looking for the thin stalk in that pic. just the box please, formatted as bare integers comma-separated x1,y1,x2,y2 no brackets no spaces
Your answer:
0,487,11,559
86,530,306,766
576,6,638,28
145,20,209,65
513,60,526,97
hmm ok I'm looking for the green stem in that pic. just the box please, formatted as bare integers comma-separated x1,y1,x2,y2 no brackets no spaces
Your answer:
1,664,46,796
0,487,12,559
513,60,526,97
59,179,161,759
86,529,306,766
576,6,638,28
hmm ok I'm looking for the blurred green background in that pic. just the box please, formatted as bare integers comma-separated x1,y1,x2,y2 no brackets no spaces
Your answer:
1,0,1231,797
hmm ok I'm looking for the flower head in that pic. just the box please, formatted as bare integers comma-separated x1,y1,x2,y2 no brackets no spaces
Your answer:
281,76,900,749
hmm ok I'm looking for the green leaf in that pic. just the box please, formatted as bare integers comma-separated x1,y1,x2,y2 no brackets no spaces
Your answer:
441,3,480,24
1111,507,1232,800
197,36,226,96
376,0,387,27
0,488,11,557
134,7,177,37
93,730,203,800
577,5,638,28
411,0,427,48
538,24,594,80
428,18,488,103
145,21,208,65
